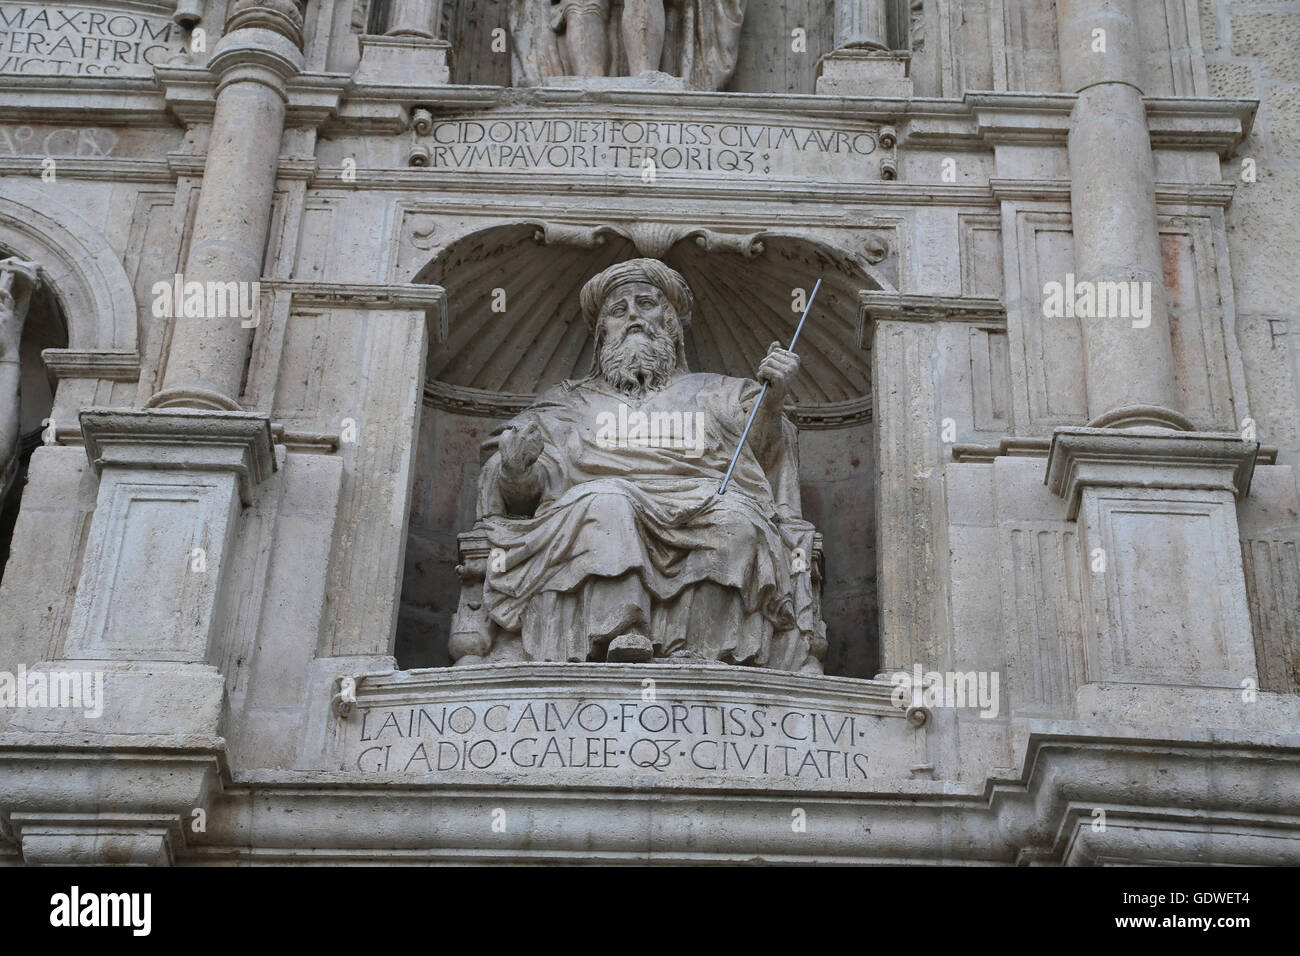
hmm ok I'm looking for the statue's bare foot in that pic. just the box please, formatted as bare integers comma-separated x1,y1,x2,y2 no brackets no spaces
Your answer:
607,632,654,663
666,648,708,662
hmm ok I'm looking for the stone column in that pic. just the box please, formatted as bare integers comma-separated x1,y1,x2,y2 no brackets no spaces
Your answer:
385,0,440,37
1045,0,1264,721
816,0,911,96
153,0,304,410
1056,0,1179,426
834,0,889,50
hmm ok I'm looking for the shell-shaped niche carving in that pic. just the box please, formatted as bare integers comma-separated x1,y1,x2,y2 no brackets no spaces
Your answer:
414,222,886,426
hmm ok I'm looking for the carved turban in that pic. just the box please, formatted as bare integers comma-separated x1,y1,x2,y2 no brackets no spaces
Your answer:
579,259,694,331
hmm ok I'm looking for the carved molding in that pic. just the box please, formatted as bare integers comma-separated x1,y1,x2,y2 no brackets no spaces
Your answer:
531,222,765,260
41,349,141,382
1045,427,1260,521
80,408,277,505
858,292,1006,347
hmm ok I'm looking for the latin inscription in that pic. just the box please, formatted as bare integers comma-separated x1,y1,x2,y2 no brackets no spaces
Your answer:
416,117,884,179
0,4,184,76
351,698,878,782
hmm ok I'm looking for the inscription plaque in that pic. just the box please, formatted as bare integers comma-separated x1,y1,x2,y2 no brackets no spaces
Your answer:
1,3,184,76
412,112,890,182
337,664,919,790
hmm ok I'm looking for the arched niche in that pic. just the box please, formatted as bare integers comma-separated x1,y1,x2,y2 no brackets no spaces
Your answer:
0,184,137,582
0,253,69,581
0,183,139,355
400,224,881,678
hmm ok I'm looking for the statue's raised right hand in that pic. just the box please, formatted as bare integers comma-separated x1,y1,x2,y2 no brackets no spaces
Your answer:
499,420,544,478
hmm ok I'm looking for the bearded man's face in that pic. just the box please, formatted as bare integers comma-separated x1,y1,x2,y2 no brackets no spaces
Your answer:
594,281,681,396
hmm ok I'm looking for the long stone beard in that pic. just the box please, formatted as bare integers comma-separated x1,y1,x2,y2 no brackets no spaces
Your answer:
595,325,679,398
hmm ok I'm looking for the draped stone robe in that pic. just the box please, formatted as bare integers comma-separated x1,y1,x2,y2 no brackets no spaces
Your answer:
477,371,820,670
507,0,747,90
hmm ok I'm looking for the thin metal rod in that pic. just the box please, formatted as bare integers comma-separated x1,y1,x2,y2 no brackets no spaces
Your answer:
718,277,821,495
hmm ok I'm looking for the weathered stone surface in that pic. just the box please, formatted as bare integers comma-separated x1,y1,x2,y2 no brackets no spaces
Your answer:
0,0,1296,866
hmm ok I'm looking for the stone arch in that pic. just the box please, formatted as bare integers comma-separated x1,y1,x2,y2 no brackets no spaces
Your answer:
399,223,882,677
413,221,889,426
0,182,138,354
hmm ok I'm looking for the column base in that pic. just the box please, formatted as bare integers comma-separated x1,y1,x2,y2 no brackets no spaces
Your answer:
355,34,451,85
815,50,912,97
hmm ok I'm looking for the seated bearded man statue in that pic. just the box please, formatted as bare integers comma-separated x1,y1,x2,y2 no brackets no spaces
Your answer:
468,258,826,672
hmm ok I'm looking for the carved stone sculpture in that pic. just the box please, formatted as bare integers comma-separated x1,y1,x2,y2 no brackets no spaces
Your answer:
507,0,746,90
450,258,827,672
0,258,39,506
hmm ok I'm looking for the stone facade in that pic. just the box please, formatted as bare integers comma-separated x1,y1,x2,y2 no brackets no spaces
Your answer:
0,0,1297,865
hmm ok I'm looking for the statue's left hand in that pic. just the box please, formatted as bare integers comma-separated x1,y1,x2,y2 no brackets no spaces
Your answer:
757,342,799,393
499,419,544,478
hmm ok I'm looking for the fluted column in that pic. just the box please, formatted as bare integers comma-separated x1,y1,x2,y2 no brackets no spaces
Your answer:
1057,0,1179,426
154,0,304,409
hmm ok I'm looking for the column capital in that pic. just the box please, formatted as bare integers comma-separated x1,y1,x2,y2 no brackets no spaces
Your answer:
208,27,305,92
1046,426,1259,520
80,408,276,505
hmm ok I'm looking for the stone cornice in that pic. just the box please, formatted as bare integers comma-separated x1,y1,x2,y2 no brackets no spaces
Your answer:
0,81,1255,161
41,349,141,382
1145,96,1259,154
1045,426,1260,520
313,169,999,205
166,152,318,180
989,178,1238,207
155,66,348,126
951,437,1052,462
265,280,448,344
0,78,169,125
858,292,1006,348
80,408,277,504
131,720,1300,865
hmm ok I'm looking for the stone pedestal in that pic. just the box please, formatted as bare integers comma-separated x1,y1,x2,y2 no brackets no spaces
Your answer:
1047,427,1260,690
65,409,275,664
355,34,451,85
0,408,273,864
815,50,911,97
